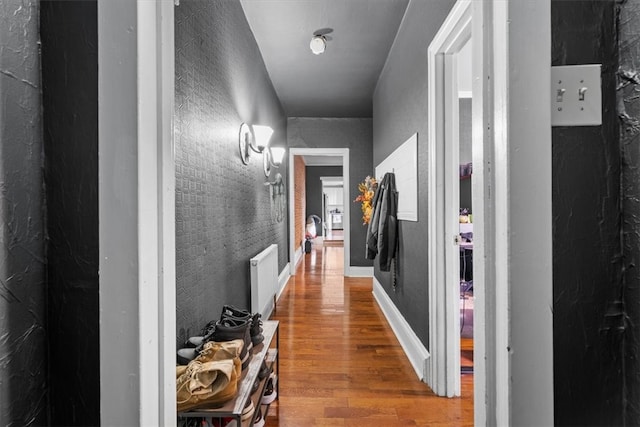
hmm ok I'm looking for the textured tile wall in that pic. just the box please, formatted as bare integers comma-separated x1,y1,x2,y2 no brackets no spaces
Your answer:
0,0,47,424
175,0,287,345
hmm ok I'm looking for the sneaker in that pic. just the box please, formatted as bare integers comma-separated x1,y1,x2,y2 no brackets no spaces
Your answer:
221,305,252,322
250,313,264,346
261,373,277,405
241,399,255,421
258,360,271,380
221,305,264,346
183,320,217,348
211,318,252,368
252,408,265,427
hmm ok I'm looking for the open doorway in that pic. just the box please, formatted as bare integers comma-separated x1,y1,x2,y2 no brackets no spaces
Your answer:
457,38,474,374
320,176,344,242
426,0,476,399
288,148,350,276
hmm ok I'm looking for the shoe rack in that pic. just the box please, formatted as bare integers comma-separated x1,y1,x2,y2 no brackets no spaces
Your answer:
178,320,280,427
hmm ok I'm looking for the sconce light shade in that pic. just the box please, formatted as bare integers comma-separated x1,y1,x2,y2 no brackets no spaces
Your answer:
263,146,286,177
270,147,286,166
252,125,274,152
310,35,326,55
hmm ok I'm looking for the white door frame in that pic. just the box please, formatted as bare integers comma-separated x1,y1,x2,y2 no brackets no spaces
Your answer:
428,0,554,425
98,1,176,425
427,0,472,399
288,148,350,276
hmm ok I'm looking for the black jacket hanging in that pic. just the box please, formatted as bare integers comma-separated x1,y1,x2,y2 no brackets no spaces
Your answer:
365,172,398,272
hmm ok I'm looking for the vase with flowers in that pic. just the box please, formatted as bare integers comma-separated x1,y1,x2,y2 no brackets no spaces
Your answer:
354,176,378,225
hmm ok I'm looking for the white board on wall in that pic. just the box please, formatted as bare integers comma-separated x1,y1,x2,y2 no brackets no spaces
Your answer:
375,133,418,221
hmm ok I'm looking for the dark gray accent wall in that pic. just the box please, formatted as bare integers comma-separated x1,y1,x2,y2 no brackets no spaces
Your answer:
0,0,47,425
175,0,287,347
305,166,343,237
552,1,624,425
41,1,100,425
287,117,373,267
372,0,456,345
619,0,640,424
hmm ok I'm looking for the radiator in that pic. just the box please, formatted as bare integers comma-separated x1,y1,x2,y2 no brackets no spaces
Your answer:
250,244,279,319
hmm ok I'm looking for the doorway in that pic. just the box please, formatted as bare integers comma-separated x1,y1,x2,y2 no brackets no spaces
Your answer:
288,148,350,276
321,176,344,242
457,37,474,375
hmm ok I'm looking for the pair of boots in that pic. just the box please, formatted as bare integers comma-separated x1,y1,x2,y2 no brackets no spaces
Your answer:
176,339,243,412
177,305,264,367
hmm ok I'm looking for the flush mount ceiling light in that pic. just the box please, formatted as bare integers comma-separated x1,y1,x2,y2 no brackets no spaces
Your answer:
309,35,326,55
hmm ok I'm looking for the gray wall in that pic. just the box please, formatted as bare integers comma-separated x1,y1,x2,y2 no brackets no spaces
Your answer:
0,0,47,425
175,0,288,347
551,1,628,425
287,117,373,267
41,1,100,425
618,0,640,424
372,0,456,345
305,166,343,237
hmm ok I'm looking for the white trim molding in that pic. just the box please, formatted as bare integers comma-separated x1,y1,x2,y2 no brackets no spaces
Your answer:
346,266,374,277
98,1,175,425
277,263,291,301
288,148,350,276
372,277,430,381
427,0,472,399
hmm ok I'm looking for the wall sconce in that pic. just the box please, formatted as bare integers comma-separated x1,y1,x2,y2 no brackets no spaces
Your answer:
263,146,286,177
239,123,274,165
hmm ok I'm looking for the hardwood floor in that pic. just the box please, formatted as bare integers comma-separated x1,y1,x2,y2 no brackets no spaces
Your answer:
265,243,473,426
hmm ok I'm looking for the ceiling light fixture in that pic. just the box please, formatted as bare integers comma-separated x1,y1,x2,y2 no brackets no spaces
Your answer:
309,35,326,55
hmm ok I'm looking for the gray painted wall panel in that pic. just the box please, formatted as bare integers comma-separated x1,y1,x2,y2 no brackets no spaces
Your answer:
552,1,624,425
175,0,287,347
287,117,373,267
372,0,456,346
41,1,100,424
0,0,47,425
619,0,640,424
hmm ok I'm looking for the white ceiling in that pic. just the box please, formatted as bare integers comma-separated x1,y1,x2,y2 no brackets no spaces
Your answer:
240,0,410,118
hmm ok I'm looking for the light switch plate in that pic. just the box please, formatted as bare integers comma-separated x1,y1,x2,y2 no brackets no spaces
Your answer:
551,64,602,126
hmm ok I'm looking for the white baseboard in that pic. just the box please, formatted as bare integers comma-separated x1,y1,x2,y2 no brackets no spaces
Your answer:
346,266,374,277
277,264,290,301
372,277,430,381
293,247,303,269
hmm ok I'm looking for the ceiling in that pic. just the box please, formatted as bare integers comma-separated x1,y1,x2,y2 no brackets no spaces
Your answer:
240,0,410,118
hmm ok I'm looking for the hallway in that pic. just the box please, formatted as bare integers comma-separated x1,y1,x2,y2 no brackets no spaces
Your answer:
267,243,473,426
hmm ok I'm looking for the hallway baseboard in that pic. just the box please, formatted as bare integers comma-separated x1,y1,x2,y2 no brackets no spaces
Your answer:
277,263,290,301
346,266,374,277
372,277,430,382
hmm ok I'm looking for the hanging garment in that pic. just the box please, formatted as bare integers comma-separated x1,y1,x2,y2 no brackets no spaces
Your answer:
365,172,398,271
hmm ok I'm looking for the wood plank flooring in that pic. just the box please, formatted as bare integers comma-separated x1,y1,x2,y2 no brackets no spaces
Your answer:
265,243,473,426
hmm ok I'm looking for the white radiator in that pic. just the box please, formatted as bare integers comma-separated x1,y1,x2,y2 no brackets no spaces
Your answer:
250,244,279,319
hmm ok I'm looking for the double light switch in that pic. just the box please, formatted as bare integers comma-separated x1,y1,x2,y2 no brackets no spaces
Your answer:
551,64,602,126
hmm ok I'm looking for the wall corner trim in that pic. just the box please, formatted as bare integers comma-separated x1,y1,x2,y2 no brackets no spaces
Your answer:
346,266,374,277
372,277,430,381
